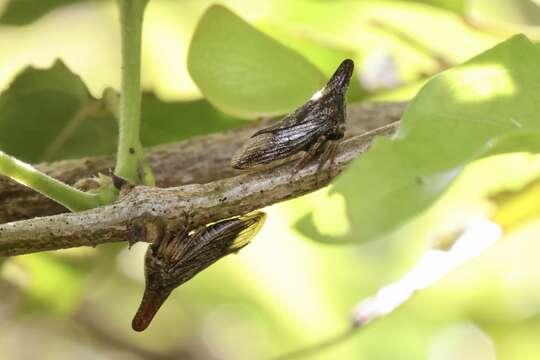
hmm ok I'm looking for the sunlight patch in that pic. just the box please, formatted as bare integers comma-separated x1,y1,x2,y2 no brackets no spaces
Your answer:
448,64,515,102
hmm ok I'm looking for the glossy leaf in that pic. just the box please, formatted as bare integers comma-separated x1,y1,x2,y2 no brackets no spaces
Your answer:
187,5,326,119
300,34,540,243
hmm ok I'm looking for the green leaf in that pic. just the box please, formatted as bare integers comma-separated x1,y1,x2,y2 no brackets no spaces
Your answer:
256,21,367,102
0,60,117,163
140,94,245,147
300,34,540,243
0,0,90,25
0,61,245,163
187,4,326,119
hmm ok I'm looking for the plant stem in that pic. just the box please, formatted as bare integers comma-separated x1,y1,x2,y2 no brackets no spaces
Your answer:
0,150,101,212
115,0,154,185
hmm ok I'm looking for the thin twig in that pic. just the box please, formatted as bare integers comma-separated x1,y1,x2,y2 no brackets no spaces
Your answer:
271,326,358,360
0,150,104,211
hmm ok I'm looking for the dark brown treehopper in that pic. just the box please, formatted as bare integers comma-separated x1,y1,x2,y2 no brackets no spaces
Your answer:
231,59,354,175
132,211,266,331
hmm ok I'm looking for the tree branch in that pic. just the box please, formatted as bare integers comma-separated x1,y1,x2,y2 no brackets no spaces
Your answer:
0,101,404,257
0,101,406,225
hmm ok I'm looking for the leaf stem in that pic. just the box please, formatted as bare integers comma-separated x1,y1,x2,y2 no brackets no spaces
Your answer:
0,150,102,212
114,0,154,185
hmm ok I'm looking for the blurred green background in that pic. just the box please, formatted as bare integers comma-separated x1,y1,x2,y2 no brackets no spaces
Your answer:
1,0,540,359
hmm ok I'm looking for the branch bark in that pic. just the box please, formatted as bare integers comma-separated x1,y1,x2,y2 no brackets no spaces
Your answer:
0,101,406,224
0,101,405,257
